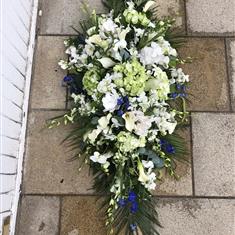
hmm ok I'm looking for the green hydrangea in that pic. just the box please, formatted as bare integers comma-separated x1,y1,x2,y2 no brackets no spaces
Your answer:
113,59,149,96
123,10,150,26
116,131,146,153
83,68,100,95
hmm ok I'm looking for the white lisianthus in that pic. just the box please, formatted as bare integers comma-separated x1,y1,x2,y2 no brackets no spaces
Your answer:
101,18,117,33
102,92,119,112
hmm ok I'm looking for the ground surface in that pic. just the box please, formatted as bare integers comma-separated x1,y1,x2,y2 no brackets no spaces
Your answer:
16,0,235,234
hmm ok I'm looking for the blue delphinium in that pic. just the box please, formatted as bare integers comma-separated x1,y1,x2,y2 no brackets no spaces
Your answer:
176,83,187,97
130,223,137,231
118,198,127,208
63,75,73,83
128,191,137,202
117,96,130,116
160,139,176,154
118,191,138,214
130,201,138,213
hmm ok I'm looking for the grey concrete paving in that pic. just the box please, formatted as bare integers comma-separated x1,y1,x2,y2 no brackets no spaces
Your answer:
192,113,235,196
30,36,67,109
154,128,192,196
156,0,185,31
179,38,230,111
39,0,105,34
23,111,94,194
186,0,235,35
227,39,235,111
157,198,235,235
61,197,107,235
16,196,60,235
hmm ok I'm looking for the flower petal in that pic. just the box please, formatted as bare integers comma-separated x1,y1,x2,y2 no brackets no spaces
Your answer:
98,57,116,69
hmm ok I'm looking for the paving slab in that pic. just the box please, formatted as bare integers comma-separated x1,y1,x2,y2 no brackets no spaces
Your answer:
39,0,105,34
61,196,107,235
192,113,235,196
179,38,230,111
38,0,185,35
157,198,235,235
30,36,67,109
16,196,60,235
186,0,235,35
61,197,235,235
154,128,192,196
156,0,185,31
227,39,235,111
23,111,94,194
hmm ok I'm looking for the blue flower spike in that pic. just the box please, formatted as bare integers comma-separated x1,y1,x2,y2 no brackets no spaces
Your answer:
170,92,178,99
63,75,73,83
117,97,124,106
130,223,137,231
176,83,182,90
160,140,176,154
130,201,138,213
166,144,176,154
118,198,127,208
128,191,137,202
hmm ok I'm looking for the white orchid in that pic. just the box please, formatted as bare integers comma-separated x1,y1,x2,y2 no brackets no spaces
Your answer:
90,151,112,164
139,42,170,67
142,160,154,171
139,160,157,190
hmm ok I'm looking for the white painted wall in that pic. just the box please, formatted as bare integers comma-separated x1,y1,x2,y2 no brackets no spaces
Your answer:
0,0,38,234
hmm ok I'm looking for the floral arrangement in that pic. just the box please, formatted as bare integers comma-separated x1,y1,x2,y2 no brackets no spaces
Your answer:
50,0,190,234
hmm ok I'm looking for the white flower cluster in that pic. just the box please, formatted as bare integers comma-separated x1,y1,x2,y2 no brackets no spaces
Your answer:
59,1,189,194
